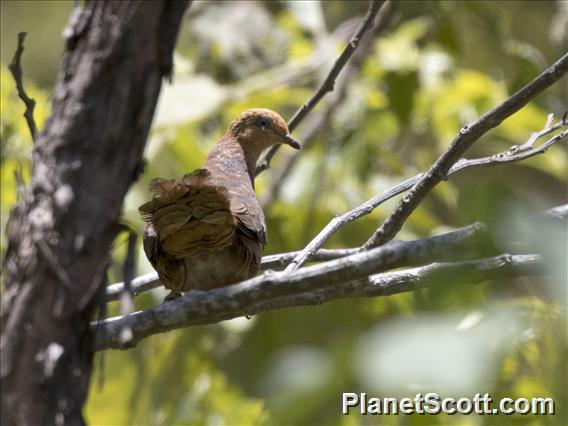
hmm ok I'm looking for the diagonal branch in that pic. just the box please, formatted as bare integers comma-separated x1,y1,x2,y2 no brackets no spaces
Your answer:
255,0,391,176
261,1,394,209
362,52,568,249
95,251,542,351
8,32,38,141
284,117,567,271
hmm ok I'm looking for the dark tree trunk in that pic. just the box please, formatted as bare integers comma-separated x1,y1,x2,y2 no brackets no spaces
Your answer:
1,1,189,424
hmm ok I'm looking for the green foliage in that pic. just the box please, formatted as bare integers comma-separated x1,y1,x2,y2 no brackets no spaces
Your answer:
86,327,270,425
1,1,566,425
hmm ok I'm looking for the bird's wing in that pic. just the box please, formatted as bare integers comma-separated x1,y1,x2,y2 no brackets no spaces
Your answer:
139,169,236,259
228,189,267,246
142,222,160,268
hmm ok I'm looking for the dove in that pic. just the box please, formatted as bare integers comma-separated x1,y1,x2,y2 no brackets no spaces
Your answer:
139,108,300,299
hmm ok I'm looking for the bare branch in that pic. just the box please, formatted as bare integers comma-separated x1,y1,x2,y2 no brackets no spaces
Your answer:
285,118,567,272
96,223,489,350
255,0,392,176
8,32,38,141
286,0,388,133
251,254,544,312
453,133,567,172
106,272,159,302
95,252,542,351
363,52,568,249
284,174,420,272
105,222,485,302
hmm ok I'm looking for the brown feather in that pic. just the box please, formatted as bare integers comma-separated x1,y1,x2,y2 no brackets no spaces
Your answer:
139,108,299,296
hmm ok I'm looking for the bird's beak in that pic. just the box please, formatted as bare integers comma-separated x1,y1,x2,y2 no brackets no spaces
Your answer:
282,134,301,149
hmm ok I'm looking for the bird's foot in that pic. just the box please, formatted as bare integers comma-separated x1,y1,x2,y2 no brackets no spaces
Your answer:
164,291,182,302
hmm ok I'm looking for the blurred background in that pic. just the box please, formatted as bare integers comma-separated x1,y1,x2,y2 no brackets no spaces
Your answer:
1,1,567,425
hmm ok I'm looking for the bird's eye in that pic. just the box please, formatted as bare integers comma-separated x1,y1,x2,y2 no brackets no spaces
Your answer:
256,117,270,129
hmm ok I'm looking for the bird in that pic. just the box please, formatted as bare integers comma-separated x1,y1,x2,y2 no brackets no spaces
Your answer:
139,108,300,300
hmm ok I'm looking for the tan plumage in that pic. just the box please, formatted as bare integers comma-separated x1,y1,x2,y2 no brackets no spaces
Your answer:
139,108,300,298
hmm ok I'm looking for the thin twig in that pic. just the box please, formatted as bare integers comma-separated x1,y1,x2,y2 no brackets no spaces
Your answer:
451,129,567,171
287,0,387,133
284,118,567,272
120,232,137,313
363,52,568,249
284,174,420,272
118,232,137,344
261,1,395,209
94,252,541,351
8,32,38,141
255,0,391,176
261,109,330,208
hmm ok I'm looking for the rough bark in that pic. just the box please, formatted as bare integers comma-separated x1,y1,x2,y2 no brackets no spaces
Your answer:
0,1,188,424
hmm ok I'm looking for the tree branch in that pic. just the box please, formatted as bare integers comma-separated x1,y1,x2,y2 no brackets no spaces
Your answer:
255,0,391,176
8,32,38,141
249,254,543,312
285,118,567,271
362,52,568,249
95,222,493,350
95,251,542,351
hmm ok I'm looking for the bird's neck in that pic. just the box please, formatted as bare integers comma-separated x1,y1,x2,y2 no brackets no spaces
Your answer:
205,137,260,188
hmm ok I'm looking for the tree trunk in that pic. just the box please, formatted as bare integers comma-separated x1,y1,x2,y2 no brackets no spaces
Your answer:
1,1,189,424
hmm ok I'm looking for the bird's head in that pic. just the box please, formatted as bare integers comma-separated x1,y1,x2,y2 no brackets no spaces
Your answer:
226,108,301,158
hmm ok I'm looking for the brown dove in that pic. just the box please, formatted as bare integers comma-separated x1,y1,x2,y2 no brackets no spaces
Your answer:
139,108,300,299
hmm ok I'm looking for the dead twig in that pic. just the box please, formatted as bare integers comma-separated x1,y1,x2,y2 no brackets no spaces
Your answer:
8,32,38,141
255,0,392,175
